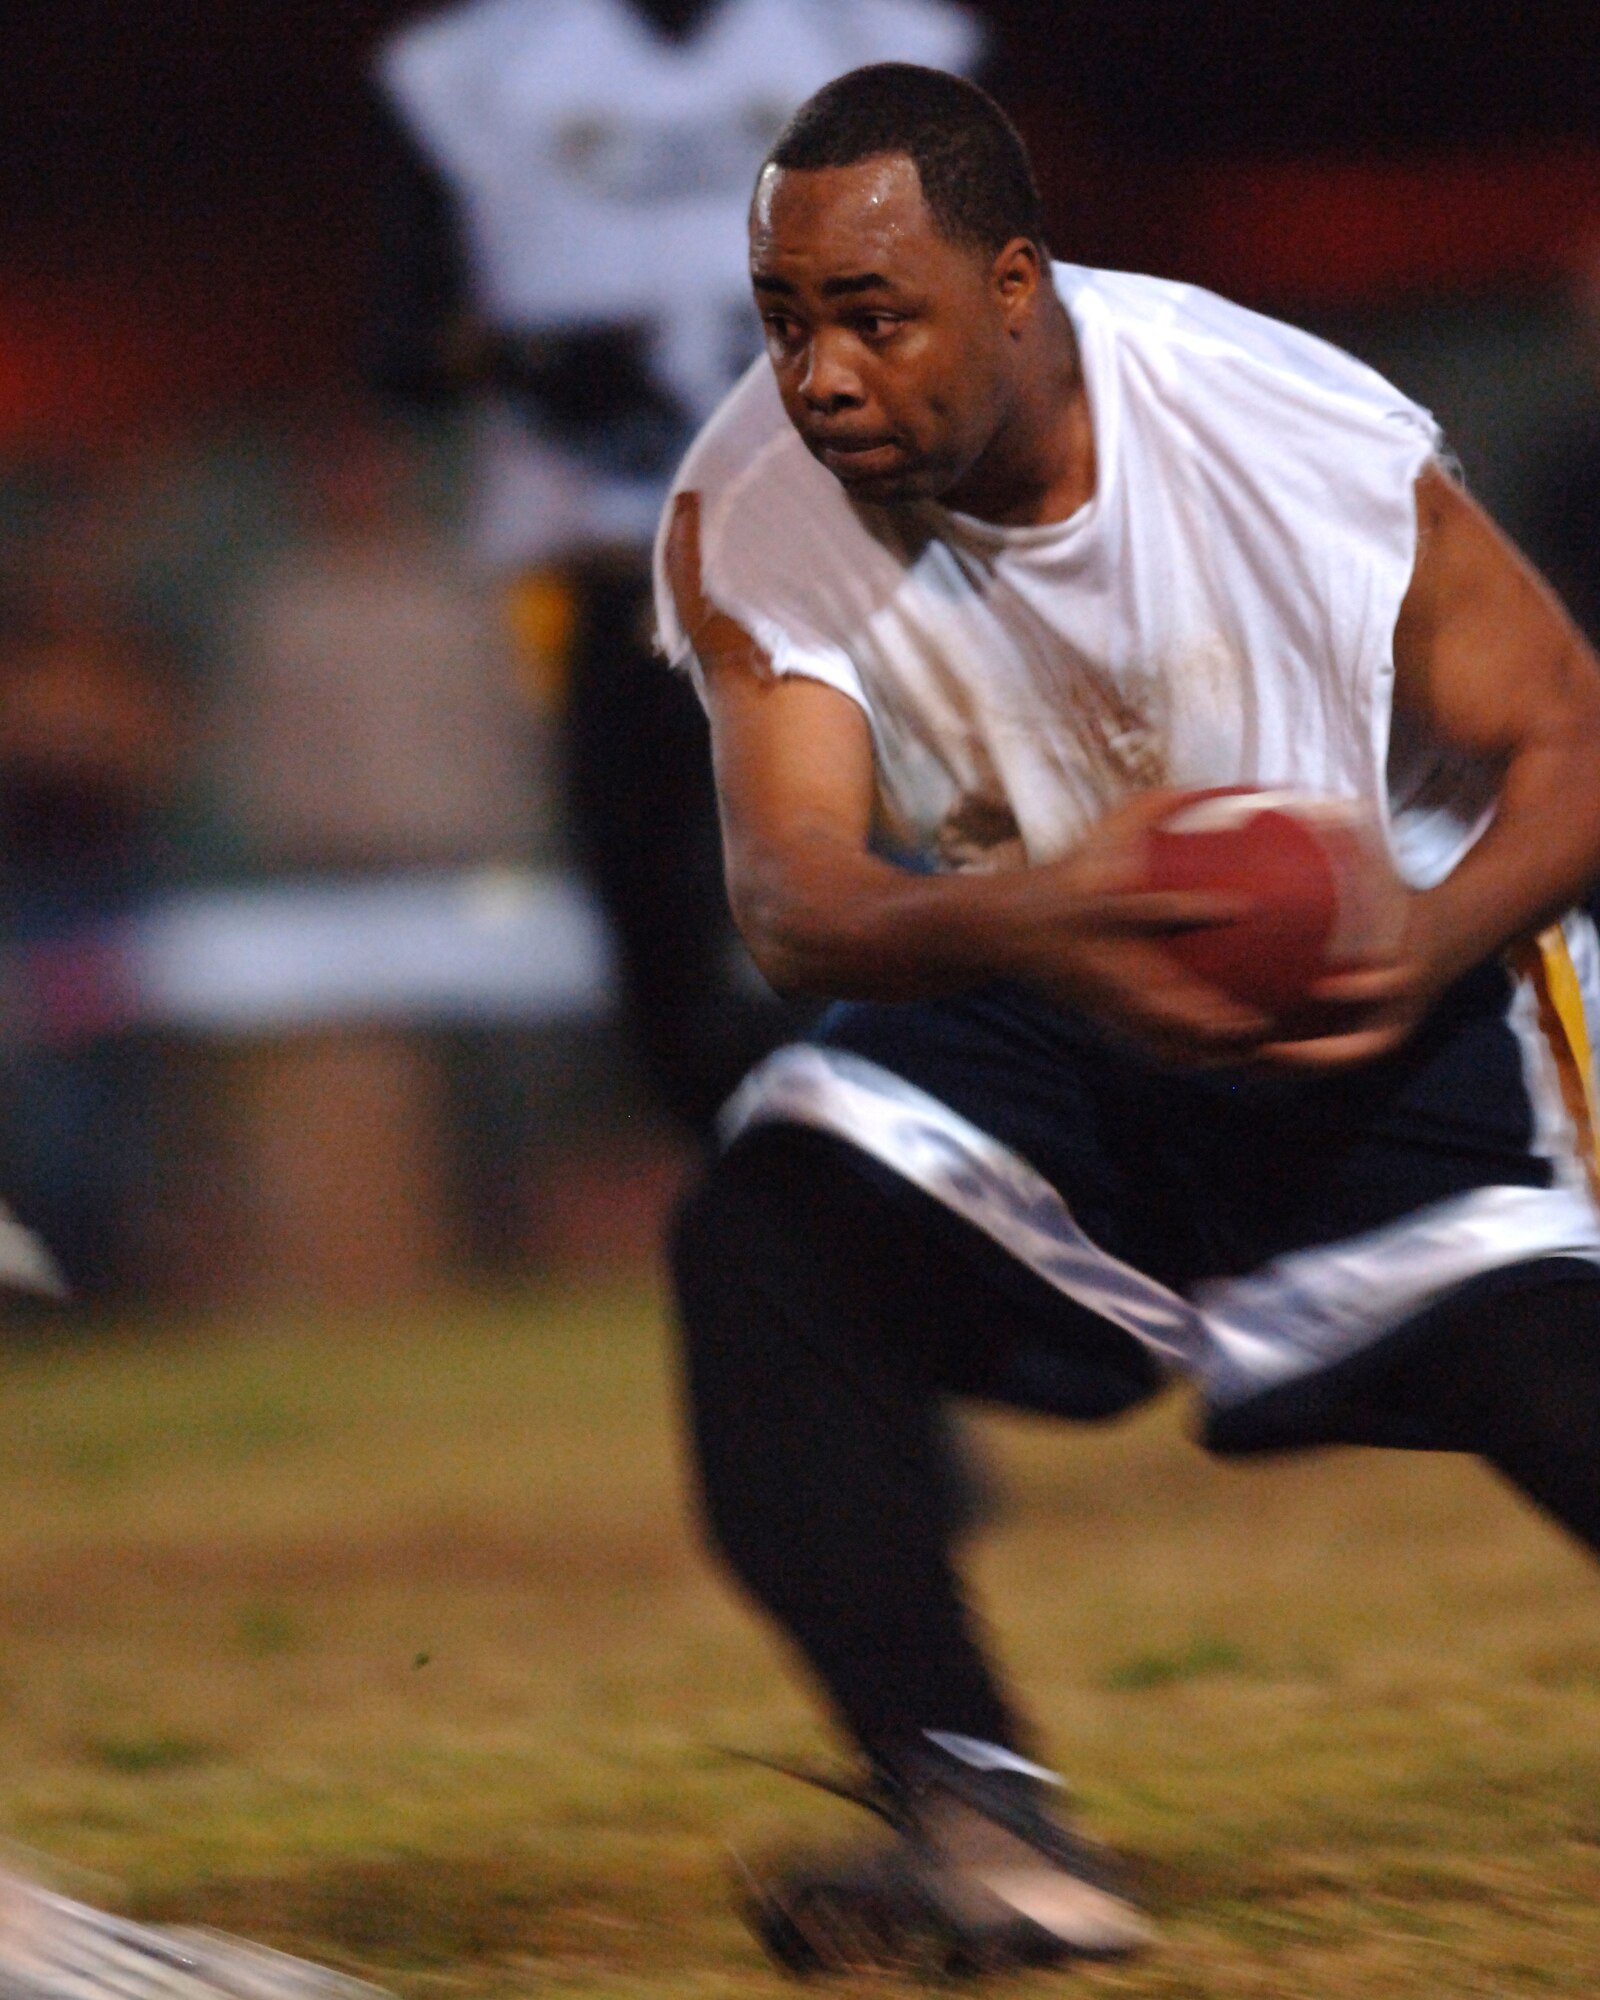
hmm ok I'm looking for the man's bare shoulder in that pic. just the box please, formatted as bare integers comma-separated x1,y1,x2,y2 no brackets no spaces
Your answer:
670,360,812,513
658,364,910,666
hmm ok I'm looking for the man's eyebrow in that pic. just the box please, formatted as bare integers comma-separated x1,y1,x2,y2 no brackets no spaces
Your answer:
821,271,894,297
751,271,899,298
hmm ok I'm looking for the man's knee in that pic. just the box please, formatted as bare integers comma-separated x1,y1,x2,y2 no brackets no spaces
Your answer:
671,1125,877,1307
1348,1260,1600,1457
669,1128,867,1579
670,1127,797,1336
665,1151,730,1325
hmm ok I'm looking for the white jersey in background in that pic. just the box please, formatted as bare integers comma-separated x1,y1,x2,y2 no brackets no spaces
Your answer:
657,263,1500,890
378,0,982,564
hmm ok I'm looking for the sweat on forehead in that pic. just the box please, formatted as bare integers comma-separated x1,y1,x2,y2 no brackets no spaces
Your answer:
752,154,934,242
746,157,1001,302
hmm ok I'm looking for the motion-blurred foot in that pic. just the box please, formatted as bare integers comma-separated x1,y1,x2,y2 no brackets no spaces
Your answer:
737,1732,1154,1976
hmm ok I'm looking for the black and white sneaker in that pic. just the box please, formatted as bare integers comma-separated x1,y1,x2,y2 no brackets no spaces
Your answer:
736,1732,1154,1977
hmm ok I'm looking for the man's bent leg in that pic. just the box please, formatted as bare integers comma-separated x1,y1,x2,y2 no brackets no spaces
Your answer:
670,1122,1024,1756
1375,1270,1600,1552
670,1120,1157,1971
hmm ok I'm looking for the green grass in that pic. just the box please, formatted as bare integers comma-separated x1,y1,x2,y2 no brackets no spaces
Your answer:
2,1277,1600,1995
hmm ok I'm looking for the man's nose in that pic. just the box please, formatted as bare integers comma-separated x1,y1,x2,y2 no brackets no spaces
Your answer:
798,333,865,412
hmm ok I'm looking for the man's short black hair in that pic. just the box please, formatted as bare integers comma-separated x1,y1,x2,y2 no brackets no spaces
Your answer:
764,63,1048,257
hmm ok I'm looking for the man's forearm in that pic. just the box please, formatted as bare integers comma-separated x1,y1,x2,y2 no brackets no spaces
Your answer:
1418,728,1600,984
726,796,1278,1065
729,834,1051,1000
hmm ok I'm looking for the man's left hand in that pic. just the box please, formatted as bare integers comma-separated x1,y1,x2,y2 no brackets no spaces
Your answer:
1260,891,1444,1069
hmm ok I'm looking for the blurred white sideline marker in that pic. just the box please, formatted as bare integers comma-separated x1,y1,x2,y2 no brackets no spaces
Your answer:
0,1869,393,2000
0,1204,66,1301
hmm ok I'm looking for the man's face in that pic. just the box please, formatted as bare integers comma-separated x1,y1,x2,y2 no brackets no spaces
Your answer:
749,155,1021,505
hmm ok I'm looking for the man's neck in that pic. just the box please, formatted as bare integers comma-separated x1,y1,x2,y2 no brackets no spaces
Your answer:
943,306,1095,530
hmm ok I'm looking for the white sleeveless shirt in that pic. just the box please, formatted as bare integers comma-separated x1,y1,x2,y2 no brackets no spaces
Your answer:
655,264,1494,886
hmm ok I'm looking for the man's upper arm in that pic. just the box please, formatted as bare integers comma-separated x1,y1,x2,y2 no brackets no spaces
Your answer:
663,490,876,927
1393,461,1600,759
1386,460,1600,977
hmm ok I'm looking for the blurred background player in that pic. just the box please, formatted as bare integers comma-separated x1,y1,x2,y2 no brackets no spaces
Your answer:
0,553,187,1301
367,0,982,1137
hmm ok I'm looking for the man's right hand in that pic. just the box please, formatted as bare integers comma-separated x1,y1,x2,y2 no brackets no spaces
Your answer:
991,791,1272,1066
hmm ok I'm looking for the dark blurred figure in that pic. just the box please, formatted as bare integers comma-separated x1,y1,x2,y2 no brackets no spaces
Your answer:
368,0,981,1137
1527,256,1600,650
0,570,186,1299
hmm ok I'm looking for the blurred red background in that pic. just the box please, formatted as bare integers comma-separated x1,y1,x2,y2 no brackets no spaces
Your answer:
6,0,1599,446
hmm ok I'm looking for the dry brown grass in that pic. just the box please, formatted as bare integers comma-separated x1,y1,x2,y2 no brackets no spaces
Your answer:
1,1278,1599,1996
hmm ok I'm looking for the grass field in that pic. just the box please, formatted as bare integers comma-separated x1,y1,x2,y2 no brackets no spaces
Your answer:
2,1274,1600,1998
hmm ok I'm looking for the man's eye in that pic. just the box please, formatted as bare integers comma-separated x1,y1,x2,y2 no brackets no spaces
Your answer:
856,314,902,340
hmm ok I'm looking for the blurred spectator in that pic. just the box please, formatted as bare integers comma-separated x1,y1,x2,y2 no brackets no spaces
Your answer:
369,0,983,1135
0,567,186,1299
209,413,541,874
202,415,553,1297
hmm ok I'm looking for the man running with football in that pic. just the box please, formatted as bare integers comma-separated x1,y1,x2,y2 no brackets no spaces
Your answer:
658,62,1600,1974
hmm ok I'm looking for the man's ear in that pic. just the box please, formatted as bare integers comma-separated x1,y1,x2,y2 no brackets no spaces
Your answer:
992,237,1043,328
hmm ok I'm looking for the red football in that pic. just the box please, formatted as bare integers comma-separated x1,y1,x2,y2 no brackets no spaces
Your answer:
1142,788,1403,1021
